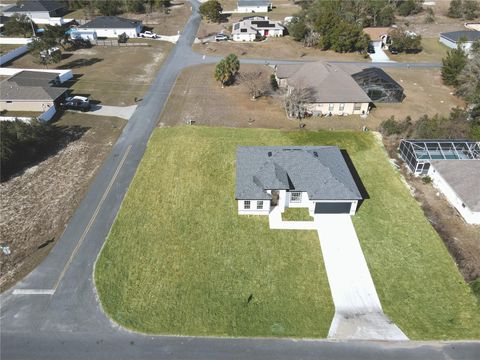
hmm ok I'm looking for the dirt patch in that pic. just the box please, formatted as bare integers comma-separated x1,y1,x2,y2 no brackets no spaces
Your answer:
194,36,367,62
160,63,460,132
0,113,126,291
382,136,480,283
5,42,172,106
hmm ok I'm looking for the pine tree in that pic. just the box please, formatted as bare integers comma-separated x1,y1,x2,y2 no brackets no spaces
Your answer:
441,46,468,86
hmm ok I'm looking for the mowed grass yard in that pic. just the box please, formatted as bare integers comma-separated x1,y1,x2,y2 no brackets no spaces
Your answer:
95,127,480,339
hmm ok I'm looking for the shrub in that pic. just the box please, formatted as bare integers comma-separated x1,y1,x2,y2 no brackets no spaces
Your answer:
470,278,480,299
270,74,279,91
421,176,432,184
379,116,412,136
199,0,223,23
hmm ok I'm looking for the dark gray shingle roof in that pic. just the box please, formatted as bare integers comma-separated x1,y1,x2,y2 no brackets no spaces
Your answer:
1,70,67,101
440,30,480,43
81,16,141,29
3,1,64,13
236,146,363,201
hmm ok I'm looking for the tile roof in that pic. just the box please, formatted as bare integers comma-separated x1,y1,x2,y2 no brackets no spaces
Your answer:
236,146,363,201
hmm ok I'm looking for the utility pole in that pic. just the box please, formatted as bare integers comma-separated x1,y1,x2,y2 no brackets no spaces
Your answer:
28,13,35,37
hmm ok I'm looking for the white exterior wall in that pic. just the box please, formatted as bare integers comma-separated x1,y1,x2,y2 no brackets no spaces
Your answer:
258,28,283,37
237,199,271,215
439,36,473,52
77,26,141,38
428,166,480,224
233,32,256,41
305,102,370,116
237,5,269,13
0,99,55,112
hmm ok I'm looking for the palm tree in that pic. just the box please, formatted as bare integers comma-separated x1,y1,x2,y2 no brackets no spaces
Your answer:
225,53,240,79
214,59,230,87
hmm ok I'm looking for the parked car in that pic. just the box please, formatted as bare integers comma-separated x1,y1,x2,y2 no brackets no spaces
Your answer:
367,44,375,54
62,96,91,112
215,33,229,41
140,31,158,39
389,47,399,55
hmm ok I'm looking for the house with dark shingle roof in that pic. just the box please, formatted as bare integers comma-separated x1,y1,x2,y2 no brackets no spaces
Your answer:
439,30,480,53
0,70,68,112
2,1,66,21
77,16,143,38
235,146,363,215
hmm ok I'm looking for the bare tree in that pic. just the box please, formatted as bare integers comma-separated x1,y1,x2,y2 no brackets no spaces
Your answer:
238,71,269,100
283,85,314,121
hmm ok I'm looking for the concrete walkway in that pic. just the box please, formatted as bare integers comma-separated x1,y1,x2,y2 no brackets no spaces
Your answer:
315,214,408,340
68,104,137,120
369,41,394,63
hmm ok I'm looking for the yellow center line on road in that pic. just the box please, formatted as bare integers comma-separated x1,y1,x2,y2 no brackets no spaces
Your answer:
51,144,133,292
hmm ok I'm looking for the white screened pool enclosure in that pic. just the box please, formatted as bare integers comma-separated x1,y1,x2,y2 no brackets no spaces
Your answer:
399,139,480,175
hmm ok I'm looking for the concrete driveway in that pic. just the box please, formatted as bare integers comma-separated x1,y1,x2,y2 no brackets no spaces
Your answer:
315,214,407,340
369,41,394,63
68,104,137,120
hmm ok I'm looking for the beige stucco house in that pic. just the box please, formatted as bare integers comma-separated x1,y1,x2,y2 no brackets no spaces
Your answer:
275,62,371,116
0,71,68,112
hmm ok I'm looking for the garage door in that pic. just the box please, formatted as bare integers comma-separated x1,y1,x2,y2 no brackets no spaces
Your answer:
314,202,352,214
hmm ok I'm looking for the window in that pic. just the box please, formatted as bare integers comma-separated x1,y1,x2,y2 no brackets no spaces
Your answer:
244,200,251,209
290,192,302,203
328,103,334,111
339,103,345,111
257,201,263,210
354,103,362,111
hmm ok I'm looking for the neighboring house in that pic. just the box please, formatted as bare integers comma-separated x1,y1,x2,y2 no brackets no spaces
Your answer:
428,160,480,225
439,30,480,53
275,62,372,116
2,0,65,21
235,146,363,216
237,0,272,13
0,15,10,32
363,27,392,49
399,139,480,175
232,16,284,41
77,16,142,38
0,70,67,112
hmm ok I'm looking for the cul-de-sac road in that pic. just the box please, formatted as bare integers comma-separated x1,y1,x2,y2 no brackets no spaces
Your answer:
1,2,478,359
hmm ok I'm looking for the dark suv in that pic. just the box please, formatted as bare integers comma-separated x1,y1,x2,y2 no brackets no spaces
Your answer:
63,96,91,112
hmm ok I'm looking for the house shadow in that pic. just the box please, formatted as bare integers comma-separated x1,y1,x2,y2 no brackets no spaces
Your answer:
340,149,370,211
57,57,103,69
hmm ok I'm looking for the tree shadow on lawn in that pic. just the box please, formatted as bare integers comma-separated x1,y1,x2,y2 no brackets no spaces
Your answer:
56,57,103,69
341,149,370,211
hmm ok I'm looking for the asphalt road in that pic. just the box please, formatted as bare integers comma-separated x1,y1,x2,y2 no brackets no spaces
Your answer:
1,2,476,359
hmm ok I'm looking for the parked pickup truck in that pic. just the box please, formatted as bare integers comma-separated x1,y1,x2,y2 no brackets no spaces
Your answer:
140,31,158,39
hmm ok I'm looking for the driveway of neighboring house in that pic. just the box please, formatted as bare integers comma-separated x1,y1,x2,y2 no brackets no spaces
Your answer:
369,41,393,63
314,214,408,340
68,104,137,120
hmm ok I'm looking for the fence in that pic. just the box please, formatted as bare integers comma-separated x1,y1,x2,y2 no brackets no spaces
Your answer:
0,37,32,45
93,39,149,47
0,45,29,65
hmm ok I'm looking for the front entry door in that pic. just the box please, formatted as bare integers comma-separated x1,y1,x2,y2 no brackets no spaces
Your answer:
271,190,279,206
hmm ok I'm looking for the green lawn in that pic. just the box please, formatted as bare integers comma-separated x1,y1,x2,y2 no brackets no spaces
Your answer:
282,208,312,221
95,126,480,339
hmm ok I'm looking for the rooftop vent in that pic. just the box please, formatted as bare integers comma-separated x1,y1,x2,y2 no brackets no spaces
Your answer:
268,151,272,157
313,151,318,157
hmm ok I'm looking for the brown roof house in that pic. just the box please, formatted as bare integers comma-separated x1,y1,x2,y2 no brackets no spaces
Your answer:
275,62,372,116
